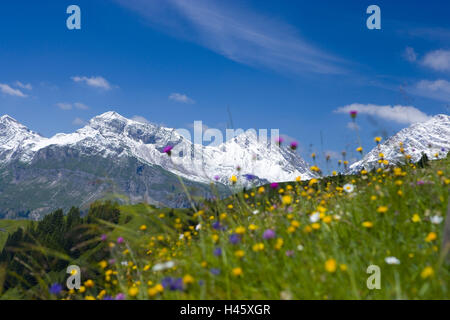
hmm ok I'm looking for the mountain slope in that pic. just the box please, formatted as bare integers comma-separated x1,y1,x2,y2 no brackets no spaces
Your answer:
349,114,450,173
0,112,314,219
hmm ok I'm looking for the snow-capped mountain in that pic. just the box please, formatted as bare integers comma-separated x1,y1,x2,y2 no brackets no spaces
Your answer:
0,111,314,218
349,114,450,173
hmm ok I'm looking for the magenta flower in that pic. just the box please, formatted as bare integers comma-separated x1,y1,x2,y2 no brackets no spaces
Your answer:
290,141,298,150
349,110,358,119
270,182,279,189
263,229,276,239
117,237,124,244
214,175,220,181
275,137,284,146
416,180,425,185
163,145,173,156
115,293,125,300
100,234,107,241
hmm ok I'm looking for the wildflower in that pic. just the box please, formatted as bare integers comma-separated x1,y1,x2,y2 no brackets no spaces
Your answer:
416,180,425,185
377,206,388,213
162,277,184,291
213,248,222,256
182,274,194,285
290,141,298,150
356,147,363,153
258,186,265,194
340,264,348,271
275,137,284,146
322,216,332,224
349,110,358,119
117,237,124,244
430,216,443,224
85,296,96,300
437,170,444,176
212,221,224,230
152,260,175,272
311,223,320,230
385,256,400,265
325,258,337,273
420,266,434,279
115,293,125,300
232,267,243,277
214,175,220,181
100,234,107,241
235,250,245,258
139,224,147,231
210,268,221,275
248,224,258,231
84,279,94,288
343,183,354,193
311,153,316,159
235,226,246,234
163,145,173,156
263,229,276,240
128,287,139,297
362,221,373,228
309,212,320,223
282,195,292,205
49,283,63,295
229,234,241,244
296,176,302,182
270,182,279,189
374,136,382,143
252,210,259,215
425,232,437,242
332,171,337,176
297,244,304,251
98,260,108,269
252,243,265,252
275,238,284,250
230,175,238,184
411,214,421,223
285,250,294,257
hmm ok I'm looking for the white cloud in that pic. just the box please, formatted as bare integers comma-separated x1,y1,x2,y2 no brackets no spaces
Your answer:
131,115,150,124
72,117,87,126
413,79,450,102
422,49,450,72
114,0,346,75
403,47,417,62
169,93,195,104
73,102,89,110
56,102,90,110
335,103,431,125
71,76,112,90
15,81,32,90
0,84,27,97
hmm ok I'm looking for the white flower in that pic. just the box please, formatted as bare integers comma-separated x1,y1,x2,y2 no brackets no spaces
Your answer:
297,244,304,251
385,256,400,265
152,260,175,272
179,234,184,240
253,210,259,215
121,261,128,266
195,223,202,230
343,183,355,193
309,212,320,223
430,216,443,224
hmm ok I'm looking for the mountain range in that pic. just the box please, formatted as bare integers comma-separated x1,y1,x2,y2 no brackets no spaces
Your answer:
0,111,314,219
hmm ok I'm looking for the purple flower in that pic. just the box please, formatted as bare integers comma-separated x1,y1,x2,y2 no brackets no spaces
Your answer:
349,110,358,119
163,145,173,156
162,277,184,291
270,182,279,189
290,141,298,150
115,293,125,300
212,221,224,230
213,247,222,256
103,295,114,300
285,250,294,257
214,175,220,181
117,237,124,244
229,233,240,244
49,283,63,295
244,174,256,181
210,268,221,275
416,180,425,185
108,259,116,264
263,229,276,240
100,234,107,241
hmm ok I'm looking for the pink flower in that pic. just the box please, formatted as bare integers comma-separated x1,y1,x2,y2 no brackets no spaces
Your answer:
290,141,298,150
275,137,284,146
117,237,124,244
163,145,173,156
263,229,276,239
270,182,279,189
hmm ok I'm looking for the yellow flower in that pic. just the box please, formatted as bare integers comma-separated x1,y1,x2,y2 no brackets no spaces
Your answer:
362,221,373,228
78,286,86,293
154,284,164,293
437,170,444,176
370,195,377,201
84,279,94,288
296,176,302,182
322,216,332,224
379,153,384,158
143,265,151,271
235,226,246,234
356,147,363,152
274,238,284,250
139,224,147,231
339,264,348,271
232,267,243,277
258,186,265,194
411,214,421,223
230,175,238,184
374,136,382,143
291,220,300,228
308,178,318,186
227,204,234,209
98,260,108,269
377,206,388,213
128,287,139,297
311,223,321,230
252,243,265,252
332,171,337,176
201,261,208,268
211,234,219,242
235,250,245,258
420,266,434,279
148,287,158,297
85,295,96,300
282,195,292,205
425,232,437,242
248,224,258,231
325,258,337,273
183,274,194,285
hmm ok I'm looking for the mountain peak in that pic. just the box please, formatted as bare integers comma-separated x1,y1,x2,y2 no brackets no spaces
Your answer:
0,114,19,124
93,111,127,121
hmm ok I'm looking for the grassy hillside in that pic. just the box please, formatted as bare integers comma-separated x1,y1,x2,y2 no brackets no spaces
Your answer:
1,156,449,300
0,220,31,251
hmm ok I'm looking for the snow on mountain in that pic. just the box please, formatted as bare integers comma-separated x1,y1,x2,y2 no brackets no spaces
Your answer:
349,114,450,173
0,111,315,185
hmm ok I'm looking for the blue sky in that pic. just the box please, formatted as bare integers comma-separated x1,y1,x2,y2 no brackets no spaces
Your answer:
0,0,449,169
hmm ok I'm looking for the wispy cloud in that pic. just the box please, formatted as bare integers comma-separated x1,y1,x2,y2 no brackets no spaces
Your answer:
403,47,417,62
0,83,27,97
131,115,150,124
114,0,346,75
422,49,450,72
413,79,450,102
72,117,87,126
169,92,195,104
15,81,32,90
56,102,90,110
335,103,431,125
71,76,113,90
